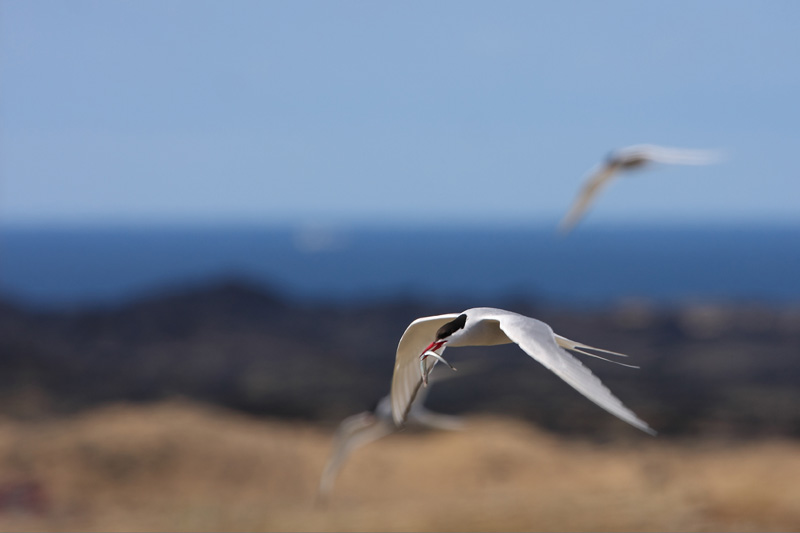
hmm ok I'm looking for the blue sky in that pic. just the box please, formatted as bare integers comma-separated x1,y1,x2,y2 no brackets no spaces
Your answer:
2,1,799,228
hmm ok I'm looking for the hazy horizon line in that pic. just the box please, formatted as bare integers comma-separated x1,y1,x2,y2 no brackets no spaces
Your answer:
3,214,800,232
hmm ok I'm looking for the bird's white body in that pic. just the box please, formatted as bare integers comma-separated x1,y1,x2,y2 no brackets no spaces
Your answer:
559,144,721,233
317,386,462,500
390,307,654,435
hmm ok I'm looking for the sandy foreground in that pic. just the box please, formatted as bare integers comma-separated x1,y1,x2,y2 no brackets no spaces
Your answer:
0,401,797,532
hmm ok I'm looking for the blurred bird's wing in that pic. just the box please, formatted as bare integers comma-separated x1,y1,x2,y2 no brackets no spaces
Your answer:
391,313,461,426
317,411,395,500
631,145,723,165
488,310,655,435
558,162,619,234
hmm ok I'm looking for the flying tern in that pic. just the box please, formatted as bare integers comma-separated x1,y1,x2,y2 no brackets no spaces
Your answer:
317,386,462,500
390,307,655,435
559,144,721,233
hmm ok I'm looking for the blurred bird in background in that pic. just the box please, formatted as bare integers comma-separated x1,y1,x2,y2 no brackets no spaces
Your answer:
317,378,463,502
559,144,722,233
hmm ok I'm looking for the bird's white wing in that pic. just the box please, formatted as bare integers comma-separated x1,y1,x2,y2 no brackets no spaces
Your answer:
635,145,722,165
317,411,395,500
495,312,655,435
390,313,461,426
558,163,619,234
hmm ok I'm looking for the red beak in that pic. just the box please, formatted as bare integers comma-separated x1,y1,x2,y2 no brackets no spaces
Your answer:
420,340,446,357
418,339,456,386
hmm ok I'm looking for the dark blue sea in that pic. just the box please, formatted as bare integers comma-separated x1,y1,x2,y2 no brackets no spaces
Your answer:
1,224,799,309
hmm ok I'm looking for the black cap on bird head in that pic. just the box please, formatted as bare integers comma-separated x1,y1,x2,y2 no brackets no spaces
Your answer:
436,314,467,340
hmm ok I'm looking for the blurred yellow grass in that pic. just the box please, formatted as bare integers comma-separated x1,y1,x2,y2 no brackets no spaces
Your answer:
0,401,798,532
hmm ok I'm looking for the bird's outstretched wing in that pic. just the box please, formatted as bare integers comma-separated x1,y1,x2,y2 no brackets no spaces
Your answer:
558,163,619,234
317,410,394,501
390,313,461,426
622,144,722,165
492,311,655,435
318,387,463,501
